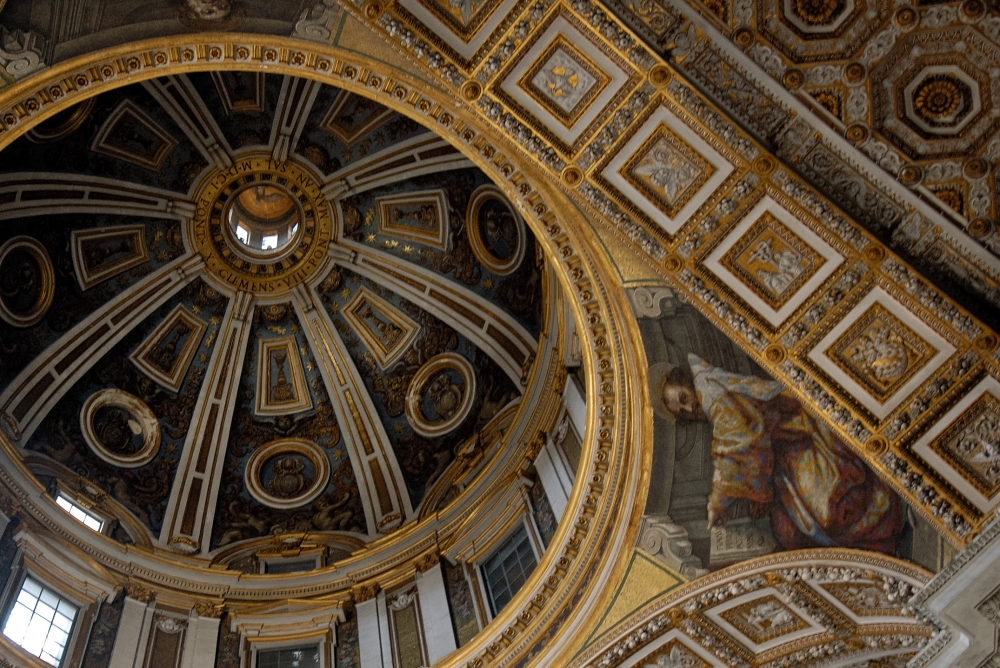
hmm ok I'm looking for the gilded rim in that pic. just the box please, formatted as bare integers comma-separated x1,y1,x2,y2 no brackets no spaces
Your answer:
80,389,162,468
0,236,56,328
405,353,477,437
245,438,331,510
465,184,527,276
191,154,334,294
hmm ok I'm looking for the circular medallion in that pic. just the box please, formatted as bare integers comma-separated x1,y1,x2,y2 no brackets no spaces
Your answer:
405,353,476,437
191,156,333,294
81,389,161,468
245,438,330,509
466,186,526,276
0,237,55,328
26,97,95,144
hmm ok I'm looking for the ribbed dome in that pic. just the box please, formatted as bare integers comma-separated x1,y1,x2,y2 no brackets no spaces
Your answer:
0,71,558,569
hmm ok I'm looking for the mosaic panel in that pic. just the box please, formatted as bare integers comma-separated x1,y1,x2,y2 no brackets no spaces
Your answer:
71,225,150,291
321,90,397,147
376,190,450,251
254,336,313,416
342,286,421,369
209,71,265,115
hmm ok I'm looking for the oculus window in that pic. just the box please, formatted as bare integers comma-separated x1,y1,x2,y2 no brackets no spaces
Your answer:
482,524,537,616
256,645,321,668
2,576,78,666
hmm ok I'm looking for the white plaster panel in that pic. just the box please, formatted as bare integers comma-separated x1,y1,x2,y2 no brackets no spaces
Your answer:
601,106,734,236
703,195,844,327
806,287,955,419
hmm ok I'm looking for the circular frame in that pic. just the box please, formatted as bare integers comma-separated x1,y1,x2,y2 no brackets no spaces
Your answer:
26,97,96,143
191,155,334,294
405,353,476,437
221,181,306,263
0,236,55,328
245,438,331,509
465,185,527,276
80,389,162,468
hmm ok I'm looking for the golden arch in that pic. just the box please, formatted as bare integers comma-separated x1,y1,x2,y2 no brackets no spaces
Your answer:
0,33,652,668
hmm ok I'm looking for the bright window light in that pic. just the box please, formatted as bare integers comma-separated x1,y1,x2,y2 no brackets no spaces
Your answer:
261,234,278,250
55,495,103,531
236,225,250,244
3,577,78,666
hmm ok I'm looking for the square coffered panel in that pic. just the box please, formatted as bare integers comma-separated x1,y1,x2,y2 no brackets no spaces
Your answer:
495,14,631,148
703,195,843,326
599,106,734,236
616,629,725,668
703,589,824,653
914,375,1000,514
397,0,520,60
807,287,955,420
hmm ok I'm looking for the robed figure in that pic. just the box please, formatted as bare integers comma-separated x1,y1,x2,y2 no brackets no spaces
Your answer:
661,353,904,554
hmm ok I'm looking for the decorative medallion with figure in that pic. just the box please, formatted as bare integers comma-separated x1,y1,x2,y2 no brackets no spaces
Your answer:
620,123,716,220
80,389,162,468
466,186,526,276
245,438,331,510
930,392,1000,498
719,213,825,311
518,35,612,128
405,353,476,437
825,302,937,404
0,236,54,328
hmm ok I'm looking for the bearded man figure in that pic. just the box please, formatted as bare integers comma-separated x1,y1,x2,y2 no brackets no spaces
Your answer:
660,353,904,554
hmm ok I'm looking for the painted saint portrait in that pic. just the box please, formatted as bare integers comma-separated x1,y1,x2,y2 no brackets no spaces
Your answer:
633,286,950,574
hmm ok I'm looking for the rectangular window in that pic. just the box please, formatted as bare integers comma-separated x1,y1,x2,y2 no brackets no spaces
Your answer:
2,576,78,666
256,645,321,668
55,494,103,531
236,225,250,244
263,559,316,575
482,524,537,616
261,234,278,250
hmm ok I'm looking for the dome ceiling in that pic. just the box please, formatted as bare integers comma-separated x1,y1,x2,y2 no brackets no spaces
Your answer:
0,70,548,555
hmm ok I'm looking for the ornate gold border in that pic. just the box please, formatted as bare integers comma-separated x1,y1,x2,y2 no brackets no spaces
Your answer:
465,184,527,275
0,34,648,668
404,352,477,437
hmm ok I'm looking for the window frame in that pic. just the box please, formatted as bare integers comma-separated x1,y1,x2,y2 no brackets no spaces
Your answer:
53,493,106,533
473,514,543,621
257,546,325,575
247,634,331,668
0,566,88,668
